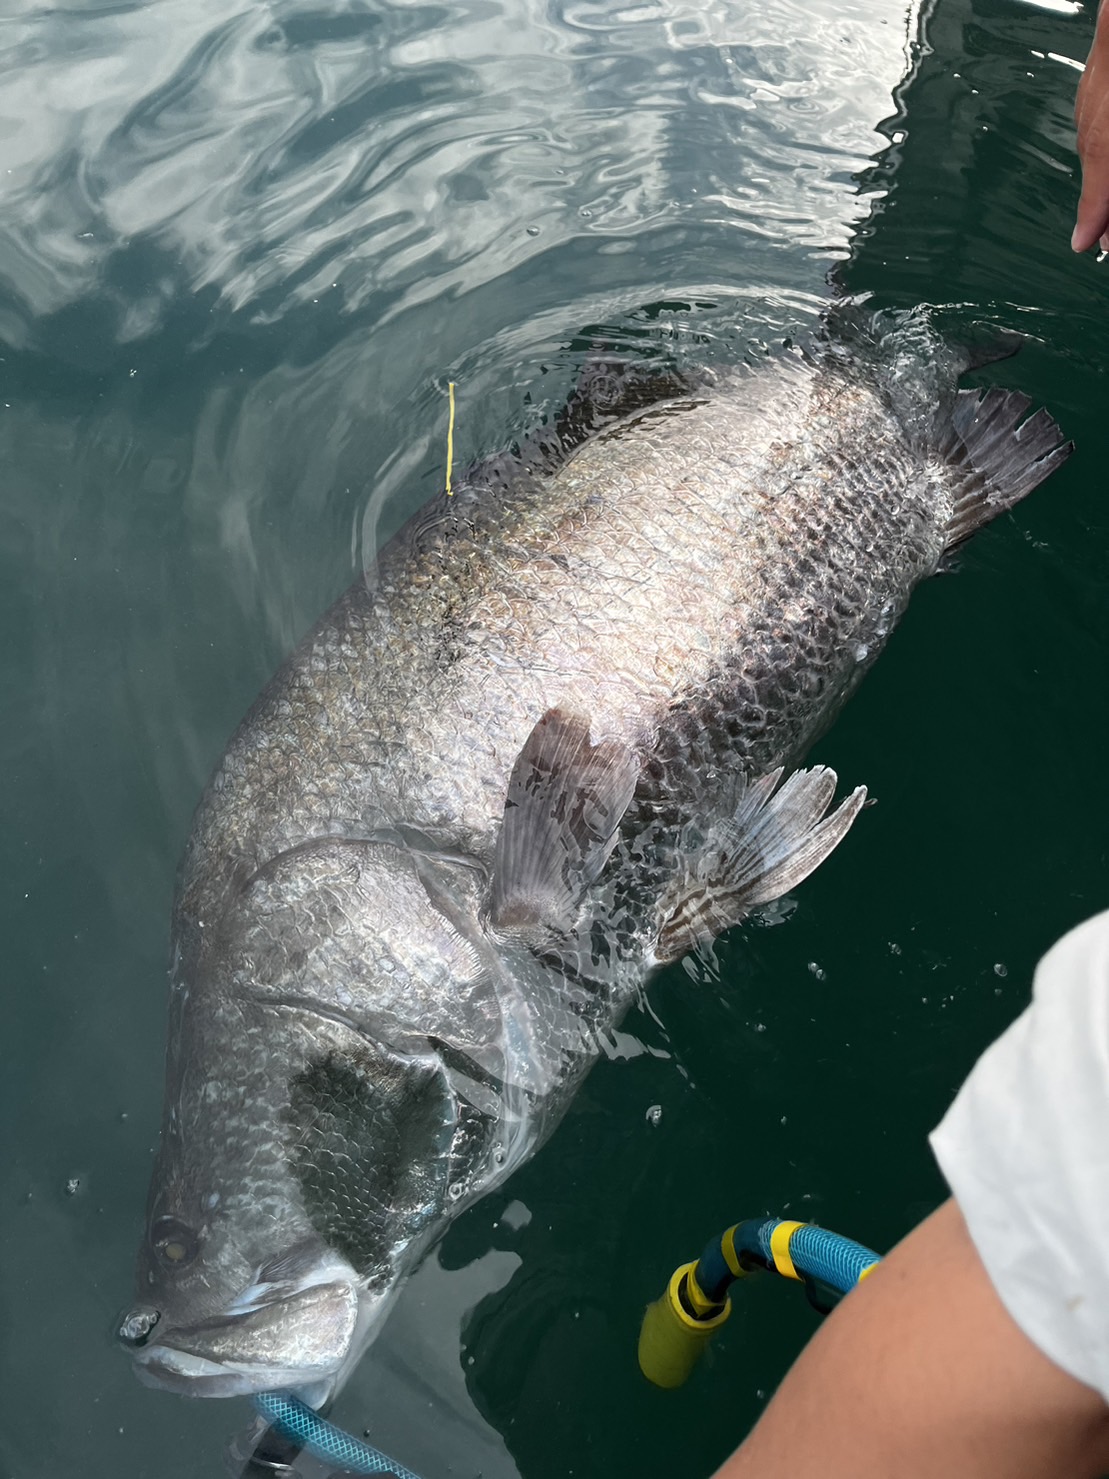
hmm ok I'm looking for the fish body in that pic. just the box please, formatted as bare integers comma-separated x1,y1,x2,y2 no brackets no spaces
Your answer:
121,313,1069,1400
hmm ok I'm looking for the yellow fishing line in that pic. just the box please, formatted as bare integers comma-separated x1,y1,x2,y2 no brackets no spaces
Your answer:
446,381,456,495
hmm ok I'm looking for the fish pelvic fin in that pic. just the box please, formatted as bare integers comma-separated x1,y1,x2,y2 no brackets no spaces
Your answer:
940,386,1072,551
654,767,867,965
489,708,640,938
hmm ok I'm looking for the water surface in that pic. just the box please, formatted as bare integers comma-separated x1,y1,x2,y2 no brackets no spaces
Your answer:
1,1,1106,1476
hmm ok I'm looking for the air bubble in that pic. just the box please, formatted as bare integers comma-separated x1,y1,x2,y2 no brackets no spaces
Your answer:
448,1182,464,1201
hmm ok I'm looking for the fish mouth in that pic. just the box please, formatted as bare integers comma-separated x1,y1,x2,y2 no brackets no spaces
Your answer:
127,1274,364,1401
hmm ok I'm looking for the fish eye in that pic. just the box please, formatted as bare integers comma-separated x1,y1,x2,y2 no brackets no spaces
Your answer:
150,1215,199,1270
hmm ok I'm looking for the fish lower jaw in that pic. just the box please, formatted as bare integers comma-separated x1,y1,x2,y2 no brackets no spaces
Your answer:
129,1272,366,1400
132,1343,342,1400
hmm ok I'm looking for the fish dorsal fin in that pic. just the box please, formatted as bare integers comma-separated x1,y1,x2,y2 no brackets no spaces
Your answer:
541,353,699,461
460,355,699,494
489,708,640,938
655,767,867,965
940,386,1072,551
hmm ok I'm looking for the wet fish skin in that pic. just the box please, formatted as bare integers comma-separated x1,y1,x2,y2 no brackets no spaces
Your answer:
122,313,1070,1400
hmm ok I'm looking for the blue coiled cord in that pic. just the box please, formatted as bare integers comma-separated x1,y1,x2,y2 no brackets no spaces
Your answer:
757,1219,877,1291
693,1216,880,1307
253,1391,422,1479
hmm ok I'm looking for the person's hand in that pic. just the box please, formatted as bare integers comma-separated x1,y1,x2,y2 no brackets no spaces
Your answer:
1074,1,1109,251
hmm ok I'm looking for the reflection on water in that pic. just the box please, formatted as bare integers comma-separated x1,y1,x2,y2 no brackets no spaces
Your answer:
2,0,917,337
331,1246,523,1479
2,0,1104,1476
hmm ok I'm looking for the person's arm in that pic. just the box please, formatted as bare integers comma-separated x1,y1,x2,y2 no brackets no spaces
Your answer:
714,1198,1109,1479
1074,0,1109,251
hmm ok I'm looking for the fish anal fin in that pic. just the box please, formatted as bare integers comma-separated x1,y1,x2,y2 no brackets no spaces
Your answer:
655,767,867,965
489,709,640,938
940,386,1072,551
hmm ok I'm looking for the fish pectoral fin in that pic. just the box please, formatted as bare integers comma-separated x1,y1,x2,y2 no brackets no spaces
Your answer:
654,767,867,965
940,386,1071,551
489,708,640,937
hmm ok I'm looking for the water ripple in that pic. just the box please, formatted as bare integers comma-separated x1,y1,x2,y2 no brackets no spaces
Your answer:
0,0,914,345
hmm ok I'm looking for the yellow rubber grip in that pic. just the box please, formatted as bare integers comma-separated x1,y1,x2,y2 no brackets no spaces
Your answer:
684,1266,720,1319
769,1220,805,1281
721,1225,745,1279
638,1264,730,1389
669,1263,731,1329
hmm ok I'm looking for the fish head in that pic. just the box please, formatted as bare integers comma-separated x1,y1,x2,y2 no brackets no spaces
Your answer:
119,1004,374,1400
121,1025,466,1401
121,1216,363,1403
122,837,516,1400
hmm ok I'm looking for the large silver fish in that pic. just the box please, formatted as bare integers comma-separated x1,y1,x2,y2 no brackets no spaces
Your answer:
119,311,1069,1402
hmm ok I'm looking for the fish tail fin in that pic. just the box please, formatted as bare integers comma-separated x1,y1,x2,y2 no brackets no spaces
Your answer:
940,386,1072,551
820,302,1072,543
654,767,867,965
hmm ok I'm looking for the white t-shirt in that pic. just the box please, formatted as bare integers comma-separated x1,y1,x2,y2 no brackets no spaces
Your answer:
930,910,1109,1402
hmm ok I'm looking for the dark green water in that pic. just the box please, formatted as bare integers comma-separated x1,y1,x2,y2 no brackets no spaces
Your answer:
1,0,1107,1475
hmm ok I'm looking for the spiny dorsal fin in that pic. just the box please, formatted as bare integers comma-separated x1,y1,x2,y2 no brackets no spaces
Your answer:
940,386,1072,551
655,766,867,965
489,708,640,938
456,355,699,496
